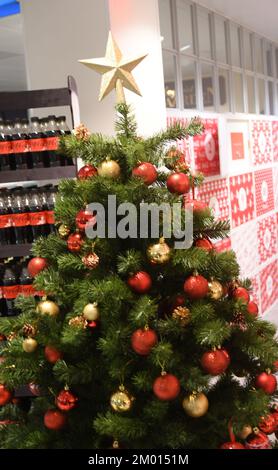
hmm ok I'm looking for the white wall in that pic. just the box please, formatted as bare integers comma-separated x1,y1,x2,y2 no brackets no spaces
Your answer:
20,0,115,135
20,0,166,137
108,0,166,136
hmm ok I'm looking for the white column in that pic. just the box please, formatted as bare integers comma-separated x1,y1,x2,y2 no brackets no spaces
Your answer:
20,0,115,135
108,0,167,136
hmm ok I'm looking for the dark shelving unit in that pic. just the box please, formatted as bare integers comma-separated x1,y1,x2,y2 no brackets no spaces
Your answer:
0,243,33,258
0,165,77,184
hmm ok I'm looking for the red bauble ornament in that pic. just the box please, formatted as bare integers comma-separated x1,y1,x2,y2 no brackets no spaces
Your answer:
127,271,152,294
245,429,271,449
153,373,180,401
77,164,97,180
183,274,208,300
166,173,190,195
171,294,186,309
184,198,208,214
195,238,213,251
220,442,245,449
273,360,278,372
75,209,96,232
201,349,230,376
28,257,48,278
44,346,63,364
0,384,13,406
258,414,277,434
255,372,277,394
132,162,157,185
220,420,245,449
0,334,6,341
28,383,41,396
67,232,84,252
233,287,250,303
247,301,259,317
44,409,67,430
56,389,78,411
131,328,158,355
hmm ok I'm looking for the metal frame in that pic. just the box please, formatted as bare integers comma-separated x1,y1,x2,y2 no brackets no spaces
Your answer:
160,0,278,115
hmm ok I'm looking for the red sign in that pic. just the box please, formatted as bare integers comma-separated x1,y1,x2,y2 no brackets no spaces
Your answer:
231,132,244,160
193,119,220,176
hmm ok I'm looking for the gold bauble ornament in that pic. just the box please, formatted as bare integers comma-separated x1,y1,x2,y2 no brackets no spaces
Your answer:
208,280,224,300
58,224,71,239
182,392,209,418
98,160,121,179
83,302,100,321
22,338,38,353
238,424,253,440
68,316,87,329
147,237,171,265
172,306,191,327
36,300,60,317
110,386,134,413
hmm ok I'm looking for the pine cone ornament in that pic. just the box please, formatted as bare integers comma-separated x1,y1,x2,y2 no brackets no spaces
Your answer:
73,123,90,140
172,306,191,326
68,316,87,329
82,253,99,269
22,324,36,338
230,312,247,331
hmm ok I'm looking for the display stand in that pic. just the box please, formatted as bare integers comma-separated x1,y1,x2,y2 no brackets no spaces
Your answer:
0,75,80,258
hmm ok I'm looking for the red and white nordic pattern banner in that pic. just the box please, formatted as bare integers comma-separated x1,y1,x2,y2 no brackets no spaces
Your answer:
167,114,278,317
251,120,273,165
229,173,255,228
254,168,274,217
196,178,229,221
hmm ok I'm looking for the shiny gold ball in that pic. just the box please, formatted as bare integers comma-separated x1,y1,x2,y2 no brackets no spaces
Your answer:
58,224,71,239
172,306,191,327
147,238,171,265
98,160,121,179
83,302,100,321
182,392,209,418
208,280,224,300
238,425,253,440
36,300,60,317
22,337,38,353
110,387,133,412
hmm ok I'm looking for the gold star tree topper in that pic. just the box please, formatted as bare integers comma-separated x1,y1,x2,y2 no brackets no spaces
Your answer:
79,32,147,103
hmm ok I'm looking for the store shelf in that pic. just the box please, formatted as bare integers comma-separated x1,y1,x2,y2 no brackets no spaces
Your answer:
0,243,33,258
0,165,76,184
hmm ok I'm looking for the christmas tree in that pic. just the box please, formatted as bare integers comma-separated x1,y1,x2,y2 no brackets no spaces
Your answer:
0,35,278,450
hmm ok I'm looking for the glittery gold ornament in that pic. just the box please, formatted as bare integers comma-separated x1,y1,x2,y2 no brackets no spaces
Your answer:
147,238,171,265
22,338,38,353
22,323,36,338
7,332,17,342
238,425,253,440
83,303,100,321
110,385,134,412
172,306,191,327
73,123,90,140
58,224,71,239
36,300,60,317
97,160,121,179
82,253,99,269
68,316,87,329
208,280,224,300
182,392,209,418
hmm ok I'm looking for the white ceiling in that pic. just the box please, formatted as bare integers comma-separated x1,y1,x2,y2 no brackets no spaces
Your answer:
195,0,278,42
0,13,27,91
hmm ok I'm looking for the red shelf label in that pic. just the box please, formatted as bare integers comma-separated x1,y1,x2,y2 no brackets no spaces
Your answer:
29,211,47,226
0,141,12,154
2,285,20,299
0,214,12,229
12,213,30,227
